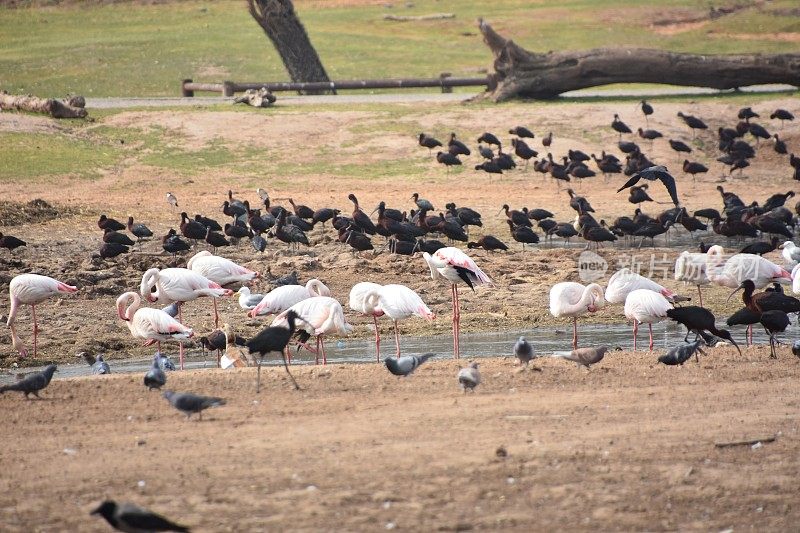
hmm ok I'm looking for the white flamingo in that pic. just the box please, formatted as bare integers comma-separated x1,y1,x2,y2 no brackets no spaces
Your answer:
139,267,231,367
705,244,791,289
422,247,492,358
361,284,435,358
674,251,710,306
792,263,800,294
605,268,679,304
271,296,353,365
248,279,331,318
6,274,78,357
780,241,800,268
187,251,258,325
623,289,673,351
116,292,193,353
549,282,605,349
349,281,385,361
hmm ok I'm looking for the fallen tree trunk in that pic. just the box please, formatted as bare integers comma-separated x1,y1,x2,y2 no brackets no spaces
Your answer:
0,92,87,118
476,19,800,101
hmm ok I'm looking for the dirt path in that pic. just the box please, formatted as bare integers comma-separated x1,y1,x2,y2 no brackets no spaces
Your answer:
1,348,798,531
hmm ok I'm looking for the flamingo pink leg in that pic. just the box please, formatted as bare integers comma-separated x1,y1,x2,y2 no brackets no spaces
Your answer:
212,298,220,328
648,323,654,351
633,321,638,351
31,304,38,358
747,324,752,347
572,317,578,349
285,346,291,365
373,315,381,362
177,303,185,370
394,320,401,356
315,336,320,365
697,286,704,308
452,284,461,359
320,336,328,365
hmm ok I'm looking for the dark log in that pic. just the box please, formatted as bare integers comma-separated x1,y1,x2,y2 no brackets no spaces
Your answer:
0,92,87,119
477,18,800,101
246,0,335,95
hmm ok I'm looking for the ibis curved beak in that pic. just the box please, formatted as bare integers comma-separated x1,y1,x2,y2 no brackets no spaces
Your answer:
370,206,380,216
730,337,742,356
725,286,743,304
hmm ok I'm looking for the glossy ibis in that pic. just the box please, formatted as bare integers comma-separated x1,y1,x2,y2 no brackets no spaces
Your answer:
773,134,787,155
247,310,300,391
467,235,508,251
669,139,692,153
478,144,494,160
666,306,740,354
770,109,794,127
475,160,502,174
477,132,501,148
738,107,759,122
677,111,708,135
617,165,680,207
509,126,534,138
418,133,442,153
0,233,27,251
448,132,471,156
347,193,376,235
542,131,553,147
611,114,632,138
511,138,537,167
98,214,125,232
640,100,653,123
637,127,663,141
628,184,653,205
682,160,708,180
567,189,594,213
436,151,461,170
289,198,314,220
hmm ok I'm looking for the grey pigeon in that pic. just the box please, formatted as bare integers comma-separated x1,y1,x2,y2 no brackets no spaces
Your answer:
514,336,534,367
91,500,190,532
268,270,299,288
163,390,226,420
144,354,167,390
155,352,176,371
457,362,481,393
0,364,57,398
659,339,706,366
81,352,111,374
554,346,608,369
384,353,434,376
161,302,180,318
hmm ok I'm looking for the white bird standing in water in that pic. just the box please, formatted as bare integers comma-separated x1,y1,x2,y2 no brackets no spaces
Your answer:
705,244,791,289
187,251,258,325
7,274,78,358
116,291,194,356
623,289,673,351
422,247,492,358
349,281,385,361
271,296,353,365
549,282,605,349
249,279,330,317
605,268,679,304
674,251,709,307
360,284,435,357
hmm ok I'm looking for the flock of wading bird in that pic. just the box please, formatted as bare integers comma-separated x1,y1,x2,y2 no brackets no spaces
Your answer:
2,105,800,533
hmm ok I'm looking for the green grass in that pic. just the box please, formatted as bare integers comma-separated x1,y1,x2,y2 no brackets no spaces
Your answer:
0,0,798,97
0,131,122,180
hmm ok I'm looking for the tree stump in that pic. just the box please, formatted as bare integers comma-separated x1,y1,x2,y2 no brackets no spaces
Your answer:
0,92,87,118
476,18,800,101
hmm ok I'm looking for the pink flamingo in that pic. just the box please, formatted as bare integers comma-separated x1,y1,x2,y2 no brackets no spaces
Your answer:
549,282,605,349
271,296,353,365
116,291,193,353
348,281,385,361
7,273,78,357
605,268,679,304
187,251,259,326
623,288,673,351
705,244,791,289
422,247,492,358
361,283,435,358
248,279,330,318
139,267,231,368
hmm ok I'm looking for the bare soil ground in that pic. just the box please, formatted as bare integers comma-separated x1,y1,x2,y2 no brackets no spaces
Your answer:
1,348,799,531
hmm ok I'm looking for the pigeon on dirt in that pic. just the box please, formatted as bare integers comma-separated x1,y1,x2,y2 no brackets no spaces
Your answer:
91,500,190,532
384,353,434,376
144,354,167,390
514,336,534,367
163,391,226,420
166,192,179,208
0,364,57,398
267,269,299,288
553,346,608,369
457,362,481,393
659,339,706,366
80,352,111,374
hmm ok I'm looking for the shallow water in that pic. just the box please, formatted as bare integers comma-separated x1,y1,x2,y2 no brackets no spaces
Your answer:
3,318,796,384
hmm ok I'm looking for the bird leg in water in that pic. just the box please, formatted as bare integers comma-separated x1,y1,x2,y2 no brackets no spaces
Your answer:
282,347,300,390
177,303,185,371
31,304,40,358
451,284,461,359
320,336,328,365
648,323,654,351
315,337,320,365
373,315,381,362
572,317,578,350
633,321,638,351
393,319,401,356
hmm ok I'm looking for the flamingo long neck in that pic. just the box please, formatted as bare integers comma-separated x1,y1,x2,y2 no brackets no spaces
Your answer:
122,293,142,322
6,294,19,326
364,291,382,314
569,285,600,314
306,280,325,297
